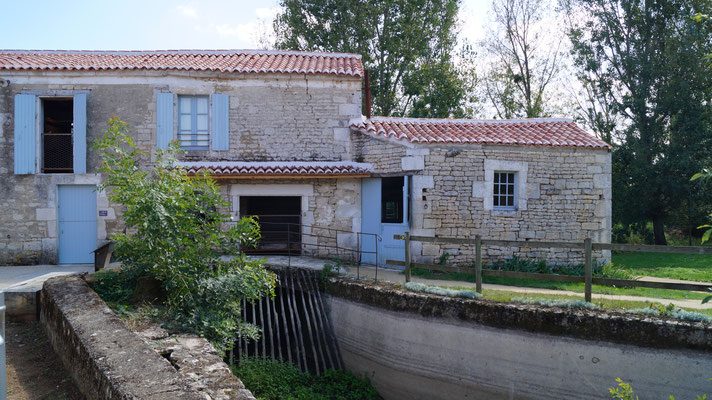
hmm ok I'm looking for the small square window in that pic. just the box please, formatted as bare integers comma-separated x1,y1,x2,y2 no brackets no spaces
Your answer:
178,95,209,150
493,172,516,210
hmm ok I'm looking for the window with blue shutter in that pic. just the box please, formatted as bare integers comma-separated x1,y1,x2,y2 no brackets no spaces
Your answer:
156,93,174,150
212,94,229,151
178,95,209,150
14,94,36,174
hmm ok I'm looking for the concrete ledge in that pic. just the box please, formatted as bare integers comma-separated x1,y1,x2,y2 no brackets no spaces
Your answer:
40,275,207,399
326,278,712,351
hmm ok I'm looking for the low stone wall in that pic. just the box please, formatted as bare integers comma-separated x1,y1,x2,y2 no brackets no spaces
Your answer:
326,278,712,400
40,275,255,399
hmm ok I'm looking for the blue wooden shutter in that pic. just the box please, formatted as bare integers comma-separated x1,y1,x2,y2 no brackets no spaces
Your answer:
212,94,229,151
14,94,36,174
73,93,87,174
156,93,174,150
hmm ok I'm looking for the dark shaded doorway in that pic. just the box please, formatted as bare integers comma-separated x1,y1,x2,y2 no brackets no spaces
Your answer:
240,196,301,254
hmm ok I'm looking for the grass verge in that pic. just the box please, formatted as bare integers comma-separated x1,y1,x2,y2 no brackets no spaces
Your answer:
442,286,712,317
612,252,712,282
410,268,710,301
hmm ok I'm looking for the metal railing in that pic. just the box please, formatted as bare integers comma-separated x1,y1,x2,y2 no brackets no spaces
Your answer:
231,219,383,280
389,233,712,302
0,291,6,400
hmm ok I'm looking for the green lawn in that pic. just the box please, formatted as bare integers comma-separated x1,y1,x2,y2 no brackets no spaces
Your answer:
612,252,712,282
410,268,711,301
444,286,712,316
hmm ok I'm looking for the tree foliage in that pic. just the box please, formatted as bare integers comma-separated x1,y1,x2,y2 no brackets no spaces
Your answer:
274,0,479,118
566,0,712,244
482,0,564,118
92,117,277,353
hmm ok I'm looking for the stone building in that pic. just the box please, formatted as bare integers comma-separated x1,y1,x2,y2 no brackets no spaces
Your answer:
0,50,610,266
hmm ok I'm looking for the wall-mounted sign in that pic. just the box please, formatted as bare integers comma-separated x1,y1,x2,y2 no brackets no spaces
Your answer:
99,210,108,217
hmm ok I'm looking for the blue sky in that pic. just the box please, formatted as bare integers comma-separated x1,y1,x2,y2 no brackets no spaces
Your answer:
1,0,489,50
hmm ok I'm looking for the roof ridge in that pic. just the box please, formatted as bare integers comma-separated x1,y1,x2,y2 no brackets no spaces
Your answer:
368,116,574,124
0,49,362,59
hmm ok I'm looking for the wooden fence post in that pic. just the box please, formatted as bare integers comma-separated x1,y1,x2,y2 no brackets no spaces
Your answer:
404,232,411,283
475,235,482,294
584,237,592,302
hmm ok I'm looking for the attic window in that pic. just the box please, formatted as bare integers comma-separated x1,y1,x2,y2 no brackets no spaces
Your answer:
42,98,73,173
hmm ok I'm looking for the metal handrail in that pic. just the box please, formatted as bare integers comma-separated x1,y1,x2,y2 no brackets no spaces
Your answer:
229,219,382,280
0,291,6,399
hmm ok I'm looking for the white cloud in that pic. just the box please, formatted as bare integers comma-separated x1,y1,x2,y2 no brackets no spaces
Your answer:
255,7,280,20
177,4,198,19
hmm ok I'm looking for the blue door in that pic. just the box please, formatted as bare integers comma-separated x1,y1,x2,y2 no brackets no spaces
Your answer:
380,176,409,265
360,177,410,266
58,185,97,264
360,178,381,265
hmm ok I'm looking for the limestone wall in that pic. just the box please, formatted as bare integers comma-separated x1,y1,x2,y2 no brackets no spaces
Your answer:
0,70,361,264
40,275,255,399
326,278,712,400
355,133,612,264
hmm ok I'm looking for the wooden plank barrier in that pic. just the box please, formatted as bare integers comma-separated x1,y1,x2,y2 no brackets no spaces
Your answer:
390,233,712,301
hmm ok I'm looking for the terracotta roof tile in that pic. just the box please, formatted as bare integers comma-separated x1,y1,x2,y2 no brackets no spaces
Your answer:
350,117,610,149
0,50,363,77
180,161,372,177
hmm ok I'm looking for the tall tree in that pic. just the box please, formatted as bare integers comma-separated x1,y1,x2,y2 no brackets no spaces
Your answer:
482,0,564,118
566,0,712,244
274,0,478,117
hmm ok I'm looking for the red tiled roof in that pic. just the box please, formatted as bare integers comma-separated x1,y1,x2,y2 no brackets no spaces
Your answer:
350,117,611,149
0,50,363,77
180,161,372,178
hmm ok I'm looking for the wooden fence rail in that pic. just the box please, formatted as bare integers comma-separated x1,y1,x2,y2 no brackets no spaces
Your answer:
388,233,712,302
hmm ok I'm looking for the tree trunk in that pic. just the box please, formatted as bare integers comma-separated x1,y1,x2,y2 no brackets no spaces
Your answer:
652,216,668,245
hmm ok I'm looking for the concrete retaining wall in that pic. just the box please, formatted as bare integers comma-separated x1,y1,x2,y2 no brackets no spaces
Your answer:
40,275,254,399
326,279,712,400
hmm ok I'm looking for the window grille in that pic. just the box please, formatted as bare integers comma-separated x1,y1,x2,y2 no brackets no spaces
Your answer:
493,172,516,209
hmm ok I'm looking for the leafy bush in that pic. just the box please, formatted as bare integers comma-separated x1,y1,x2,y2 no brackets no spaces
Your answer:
609,378,639,400
511,297,601,310
486,255,633,280
92,117,277,353
91,267,146,306
232,358,381,400
609,377,710,399
403,281,482,299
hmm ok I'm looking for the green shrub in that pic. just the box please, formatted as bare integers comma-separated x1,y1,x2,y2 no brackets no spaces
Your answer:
92,117,277,354
232,358,381,400
486,255,634,280
627,303,711,323
91,267,146,306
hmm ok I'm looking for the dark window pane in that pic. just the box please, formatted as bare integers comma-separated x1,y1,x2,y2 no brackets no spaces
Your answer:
507,196,514,206
508,184,514,195
382,177,404,223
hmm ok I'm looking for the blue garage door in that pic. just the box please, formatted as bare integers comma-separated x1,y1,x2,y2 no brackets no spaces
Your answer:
58,185,97,264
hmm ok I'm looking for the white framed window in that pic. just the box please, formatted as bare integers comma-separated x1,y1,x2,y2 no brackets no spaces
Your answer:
493,171,516,210
177,95,209,150
473,159,533,212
